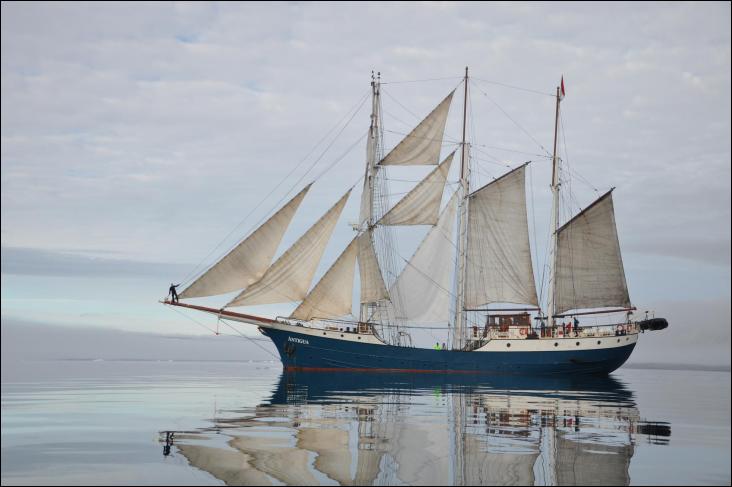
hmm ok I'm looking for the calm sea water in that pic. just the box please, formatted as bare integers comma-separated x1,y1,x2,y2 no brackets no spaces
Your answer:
1,360,729,486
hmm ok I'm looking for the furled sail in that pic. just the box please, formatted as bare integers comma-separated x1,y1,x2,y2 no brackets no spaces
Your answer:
464,164,538,307
378,152,454,226
290,238,358,320
554,189,630,315
377,191,458,323
226,189,351,307
180,185,311,299
358,231,389,303
379,91,454,166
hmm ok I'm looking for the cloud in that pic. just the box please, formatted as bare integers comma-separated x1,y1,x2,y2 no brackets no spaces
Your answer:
1,246,189,278
0,2,729,338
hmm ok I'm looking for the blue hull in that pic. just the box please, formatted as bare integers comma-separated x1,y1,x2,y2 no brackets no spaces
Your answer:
262,327,635,376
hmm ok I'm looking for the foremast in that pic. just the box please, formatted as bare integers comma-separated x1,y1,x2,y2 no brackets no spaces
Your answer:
453,67,470,350
360,72,380,323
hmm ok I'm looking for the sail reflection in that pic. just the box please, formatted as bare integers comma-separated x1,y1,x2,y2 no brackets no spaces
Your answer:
165,372,670,486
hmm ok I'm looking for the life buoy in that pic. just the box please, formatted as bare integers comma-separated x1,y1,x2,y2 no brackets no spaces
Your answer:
519,328,528,336
616,324,625,335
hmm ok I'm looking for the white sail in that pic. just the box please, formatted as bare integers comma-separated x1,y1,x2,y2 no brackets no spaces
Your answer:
180,185,311,299
379,152,454,226
464,165,538,308
379,91,454,166
554,190,630,315
290,238,358,320
377,191,458,323
227,189,351,307
358,231,389,303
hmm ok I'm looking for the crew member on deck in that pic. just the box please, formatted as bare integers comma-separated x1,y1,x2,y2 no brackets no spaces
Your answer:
169,283,180,303
434,342,441,351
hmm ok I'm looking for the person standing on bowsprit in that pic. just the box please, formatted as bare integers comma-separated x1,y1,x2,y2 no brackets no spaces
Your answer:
168,283,180,303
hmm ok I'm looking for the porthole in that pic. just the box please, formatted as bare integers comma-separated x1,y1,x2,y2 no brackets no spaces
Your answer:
554,342,558,347
506,343,511,348
626,337,629,341
323,332,327,336
597,340,601,345
576,342,580,346
617,339,621,343
340,334,344,338
358,337,361,340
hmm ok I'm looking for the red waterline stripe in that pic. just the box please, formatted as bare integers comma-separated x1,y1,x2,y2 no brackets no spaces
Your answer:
285,366,507,375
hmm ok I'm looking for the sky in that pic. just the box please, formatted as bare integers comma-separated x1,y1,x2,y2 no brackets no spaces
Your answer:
1,2,730,365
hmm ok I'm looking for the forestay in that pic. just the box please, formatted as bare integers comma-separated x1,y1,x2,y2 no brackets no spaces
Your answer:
464,165,538,307
379,91,454,166
291,238,358,320
226,189,351,307
180,185,311,299
554,190,630,315
379,152,454,225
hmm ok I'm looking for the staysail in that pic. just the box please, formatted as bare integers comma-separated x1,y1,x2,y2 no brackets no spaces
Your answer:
378,152,454,226
226,189,351,307
377,191,458,323
379,91,454,166
464,164,538,307
554,189,630,315
358,231,389,303
179,185,311,299
290,238,358,320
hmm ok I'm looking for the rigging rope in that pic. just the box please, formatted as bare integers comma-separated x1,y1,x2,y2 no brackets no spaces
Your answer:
178,91,370,287
472,77,556,97
380,76,462,85
218,318,280,360
470,80,552,158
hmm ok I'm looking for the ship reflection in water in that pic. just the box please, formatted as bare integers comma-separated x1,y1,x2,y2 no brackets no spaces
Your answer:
161,373,670,486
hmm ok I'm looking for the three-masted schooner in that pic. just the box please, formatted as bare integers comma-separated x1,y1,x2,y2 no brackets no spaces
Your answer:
163,68,667,375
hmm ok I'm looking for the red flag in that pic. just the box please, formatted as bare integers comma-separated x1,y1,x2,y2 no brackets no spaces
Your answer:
560,76,566,99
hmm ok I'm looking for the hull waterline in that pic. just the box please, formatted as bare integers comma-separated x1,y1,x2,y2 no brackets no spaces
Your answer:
262,327,636,376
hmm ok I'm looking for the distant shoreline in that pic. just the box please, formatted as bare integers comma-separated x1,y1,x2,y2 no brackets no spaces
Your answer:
623,362,730,372
18,358,732,373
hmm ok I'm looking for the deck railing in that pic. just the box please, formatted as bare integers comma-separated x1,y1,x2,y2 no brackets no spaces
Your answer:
478,322,638,341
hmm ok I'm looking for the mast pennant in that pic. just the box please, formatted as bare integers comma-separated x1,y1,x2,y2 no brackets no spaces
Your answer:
226,189,352,307
554,190,630,315
464,164,538,308
179,184,312,299
379,90,454,166
378,151,454,226
560,76,566,100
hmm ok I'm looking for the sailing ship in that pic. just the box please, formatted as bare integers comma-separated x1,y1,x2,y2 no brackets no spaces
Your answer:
164,68,667,375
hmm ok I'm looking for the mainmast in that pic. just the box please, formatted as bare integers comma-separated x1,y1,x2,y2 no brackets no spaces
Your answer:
453,67,470,350
548,81,562,328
